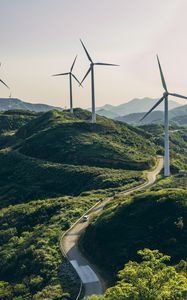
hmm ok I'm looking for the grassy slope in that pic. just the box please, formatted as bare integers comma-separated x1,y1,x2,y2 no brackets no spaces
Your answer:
153,174,187,190
82,188,187,281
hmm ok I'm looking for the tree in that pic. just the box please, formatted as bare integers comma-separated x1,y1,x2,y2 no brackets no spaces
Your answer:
33,284,70,300
0,281,13,300
29,275,44,292
86,249,187,300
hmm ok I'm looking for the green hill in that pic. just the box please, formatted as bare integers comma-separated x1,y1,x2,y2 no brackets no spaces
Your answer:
0,109,158,207
82,189,187,281
15,109,156,170
0,150,144,208
0,109,186,209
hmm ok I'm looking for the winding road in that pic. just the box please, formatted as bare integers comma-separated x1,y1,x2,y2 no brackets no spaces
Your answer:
60,157,163,299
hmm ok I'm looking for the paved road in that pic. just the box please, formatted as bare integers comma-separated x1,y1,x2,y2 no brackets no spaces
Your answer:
61,157,163,298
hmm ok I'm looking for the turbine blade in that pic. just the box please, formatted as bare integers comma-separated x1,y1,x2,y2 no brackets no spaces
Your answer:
52,72,69,77
72,73,83,87
140,96,165,122
80,39,93,63
0,78,9,89
94,62,119,66
157,55,168,92
80,67,91,85
70,55,77,72
169,92,187,100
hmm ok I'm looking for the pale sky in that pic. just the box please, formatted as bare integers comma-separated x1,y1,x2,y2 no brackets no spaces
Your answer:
1,0,187,108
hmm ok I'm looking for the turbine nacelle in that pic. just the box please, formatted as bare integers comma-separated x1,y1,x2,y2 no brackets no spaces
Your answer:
80,39,118,86
52,55,82,86
140,56,187,123
80,39,118,123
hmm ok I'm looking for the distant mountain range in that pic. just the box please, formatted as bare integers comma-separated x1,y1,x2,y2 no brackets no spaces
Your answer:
117,111,164,125
0,98,62,112
94,97,187,125
0,97,185,125
116,104,187,126
96,97,181,119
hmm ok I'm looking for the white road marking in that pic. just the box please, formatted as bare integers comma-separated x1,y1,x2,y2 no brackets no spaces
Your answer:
70,260,99,284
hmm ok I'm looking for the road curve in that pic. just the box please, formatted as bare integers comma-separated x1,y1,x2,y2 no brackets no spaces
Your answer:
60,157,163,299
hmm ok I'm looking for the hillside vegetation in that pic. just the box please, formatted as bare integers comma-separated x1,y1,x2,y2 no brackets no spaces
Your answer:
82,189,187,280
0,109,159,299
0,193,103,300
0,150,144,208
0,108,186,299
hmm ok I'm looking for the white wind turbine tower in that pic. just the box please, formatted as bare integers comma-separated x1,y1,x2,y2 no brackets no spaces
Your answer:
0,63,9,89
52,56,82,113
140,55,187,177
80,39,118,123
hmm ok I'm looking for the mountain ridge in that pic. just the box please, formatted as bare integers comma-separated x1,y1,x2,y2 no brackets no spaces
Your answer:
116,104,187,125
95,97,181,118
0,98,62,112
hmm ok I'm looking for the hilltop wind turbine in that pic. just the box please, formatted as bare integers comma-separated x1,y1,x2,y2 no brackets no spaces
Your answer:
0,63,9,89
52,56,82,113
140,55,187,177
80,39,118,123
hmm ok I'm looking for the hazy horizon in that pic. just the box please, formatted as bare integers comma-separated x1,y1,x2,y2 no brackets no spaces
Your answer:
1,0,187,108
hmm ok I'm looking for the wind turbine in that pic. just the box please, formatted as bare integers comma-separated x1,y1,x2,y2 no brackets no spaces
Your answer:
52,56,82,113
0,63,9,89
140,55,187,177
80,39,118,123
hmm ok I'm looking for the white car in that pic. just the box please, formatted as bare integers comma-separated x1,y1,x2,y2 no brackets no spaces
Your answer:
82,215,89,222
